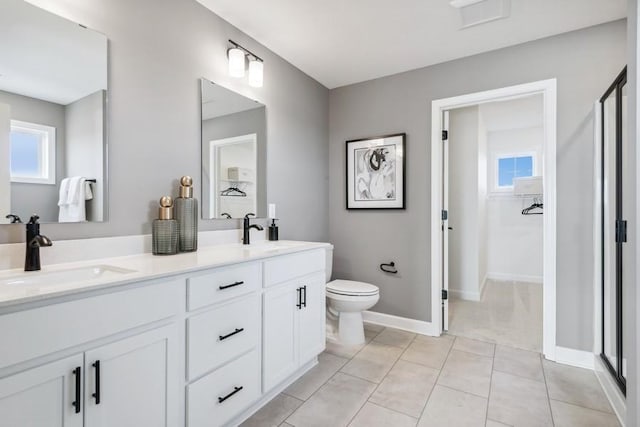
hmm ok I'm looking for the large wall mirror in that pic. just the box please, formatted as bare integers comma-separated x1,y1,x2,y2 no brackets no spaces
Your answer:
0,0,108,225
200,78,266,219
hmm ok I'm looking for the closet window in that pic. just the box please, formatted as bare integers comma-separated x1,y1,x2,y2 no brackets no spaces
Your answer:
495,153,535,190
9,120,56,185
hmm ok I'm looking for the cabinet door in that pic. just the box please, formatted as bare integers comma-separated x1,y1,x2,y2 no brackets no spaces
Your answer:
298,273,326,364
0,354,84,427
263,282,299,392
84,325,179,427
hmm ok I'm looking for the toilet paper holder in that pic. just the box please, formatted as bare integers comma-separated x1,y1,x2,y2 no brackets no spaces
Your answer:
380,262,398,274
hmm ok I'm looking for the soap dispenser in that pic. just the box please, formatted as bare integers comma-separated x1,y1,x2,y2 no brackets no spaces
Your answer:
152,196,178,255
268,219,279,241
175,176,198,252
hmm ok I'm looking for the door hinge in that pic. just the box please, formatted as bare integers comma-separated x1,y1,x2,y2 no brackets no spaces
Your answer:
442,289,448,300
441,210,448,220
616,220,628,243
442,130,448,141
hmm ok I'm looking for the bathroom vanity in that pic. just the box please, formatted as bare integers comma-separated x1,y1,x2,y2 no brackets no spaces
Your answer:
0,239,329,427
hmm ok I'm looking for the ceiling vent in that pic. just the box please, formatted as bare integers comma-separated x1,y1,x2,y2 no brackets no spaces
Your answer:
450,0,511,29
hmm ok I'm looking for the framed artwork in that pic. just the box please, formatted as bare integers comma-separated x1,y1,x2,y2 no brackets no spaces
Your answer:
346,133,406,209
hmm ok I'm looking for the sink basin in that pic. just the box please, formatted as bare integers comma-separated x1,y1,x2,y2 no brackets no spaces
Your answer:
242,241,306,255
0,265,136,287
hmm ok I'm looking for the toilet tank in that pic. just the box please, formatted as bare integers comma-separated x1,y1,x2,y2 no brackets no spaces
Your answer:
325,246,333,283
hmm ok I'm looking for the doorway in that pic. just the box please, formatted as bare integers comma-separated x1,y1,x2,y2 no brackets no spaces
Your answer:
431,79,557,360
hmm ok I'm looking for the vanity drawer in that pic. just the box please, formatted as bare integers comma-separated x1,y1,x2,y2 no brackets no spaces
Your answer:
0,279,183,370
187,349,261,427
264,249,325,287
187,262,261,311
187,293,260,380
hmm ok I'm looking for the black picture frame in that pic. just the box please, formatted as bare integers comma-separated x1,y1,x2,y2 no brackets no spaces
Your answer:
345,133,406,210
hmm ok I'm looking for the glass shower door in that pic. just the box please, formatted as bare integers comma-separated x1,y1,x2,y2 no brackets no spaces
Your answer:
600,67,627,394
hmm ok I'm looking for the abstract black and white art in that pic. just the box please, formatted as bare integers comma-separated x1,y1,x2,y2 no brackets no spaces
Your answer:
346,133,405,209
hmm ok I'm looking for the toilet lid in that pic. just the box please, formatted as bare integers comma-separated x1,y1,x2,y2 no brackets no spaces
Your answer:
326,280,379,296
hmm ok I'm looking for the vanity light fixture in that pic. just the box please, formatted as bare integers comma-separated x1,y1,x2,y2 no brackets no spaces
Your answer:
227,40,264,87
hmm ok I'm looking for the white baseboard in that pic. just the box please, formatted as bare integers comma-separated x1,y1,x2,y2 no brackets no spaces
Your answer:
487,272,543,284
594,356,626,426
554,346,595,370
363,311,438,336
449,288,481,301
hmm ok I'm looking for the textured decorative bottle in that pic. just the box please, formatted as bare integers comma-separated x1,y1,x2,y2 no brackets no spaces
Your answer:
152,196,178,255
175,176,198,252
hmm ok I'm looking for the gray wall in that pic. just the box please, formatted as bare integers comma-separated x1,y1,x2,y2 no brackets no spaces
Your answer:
0,0,329,243
0,90,66,222
65,90,106,222
329,20,627,351
201,108,266,219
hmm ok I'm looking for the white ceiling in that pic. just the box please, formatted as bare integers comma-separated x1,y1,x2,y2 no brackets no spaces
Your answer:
197,0,627,89
0,0,107,105
201,79,264,120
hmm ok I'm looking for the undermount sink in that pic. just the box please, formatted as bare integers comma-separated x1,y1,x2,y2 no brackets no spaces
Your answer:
0,265,136,287
243,241,306,254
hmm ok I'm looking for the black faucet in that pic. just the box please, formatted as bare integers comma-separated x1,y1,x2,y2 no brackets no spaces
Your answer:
25,215,53,271
243,213,263,245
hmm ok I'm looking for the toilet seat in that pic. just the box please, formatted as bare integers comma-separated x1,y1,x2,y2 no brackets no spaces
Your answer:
326,280,379,297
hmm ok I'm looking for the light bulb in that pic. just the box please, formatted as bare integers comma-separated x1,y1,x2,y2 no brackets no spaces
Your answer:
249,59,263,87
228,48,245,78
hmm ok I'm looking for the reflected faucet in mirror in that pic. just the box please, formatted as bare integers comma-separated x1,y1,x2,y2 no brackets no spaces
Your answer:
6,214,22,224
25,215,53,271
243,213,263,245
221,213,232,219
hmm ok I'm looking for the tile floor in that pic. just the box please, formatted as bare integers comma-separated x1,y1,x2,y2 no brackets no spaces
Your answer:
241,324,620,427
448,280,543,352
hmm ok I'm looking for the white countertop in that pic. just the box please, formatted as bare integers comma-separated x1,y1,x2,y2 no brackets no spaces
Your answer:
0,240,331,309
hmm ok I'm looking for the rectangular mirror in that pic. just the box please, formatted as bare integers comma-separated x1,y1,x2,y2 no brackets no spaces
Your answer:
0,0,108,225
200,78,266,219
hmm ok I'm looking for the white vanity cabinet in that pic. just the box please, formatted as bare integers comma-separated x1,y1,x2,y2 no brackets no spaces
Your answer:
0,279,183,427
0,354,84,427
0,242,330,427
83,325,179,427
263,250,326,392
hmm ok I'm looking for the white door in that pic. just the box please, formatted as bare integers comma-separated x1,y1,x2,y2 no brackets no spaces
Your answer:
0,354,84,427
442,110,450,332
263,282,299,392
84,325,178,427
298,273,326,364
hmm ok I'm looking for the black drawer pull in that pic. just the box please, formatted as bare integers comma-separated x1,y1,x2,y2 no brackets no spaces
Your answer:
92,360,101,404
219,328,244,341
218,386,243,403
302,285,307,308
296,287,302,309
72,367,81,413
219,281,244,290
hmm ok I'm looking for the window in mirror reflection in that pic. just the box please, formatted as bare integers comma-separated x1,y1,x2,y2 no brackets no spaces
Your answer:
10,120,56,185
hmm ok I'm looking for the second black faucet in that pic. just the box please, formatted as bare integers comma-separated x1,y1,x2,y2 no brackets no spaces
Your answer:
243,213,263,245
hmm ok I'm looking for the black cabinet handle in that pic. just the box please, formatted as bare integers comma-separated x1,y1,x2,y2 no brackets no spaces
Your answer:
296,287,302,309
72,367,81,414
218,386,243,403
92,360,101,404
219,328,244,341
301,285,307,308
219,281,244,290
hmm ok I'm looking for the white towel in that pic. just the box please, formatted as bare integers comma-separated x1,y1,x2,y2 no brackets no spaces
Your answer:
58,178,71,206
59,176,87,222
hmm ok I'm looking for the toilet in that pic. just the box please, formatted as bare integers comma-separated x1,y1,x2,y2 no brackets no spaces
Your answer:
325,247,380,345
